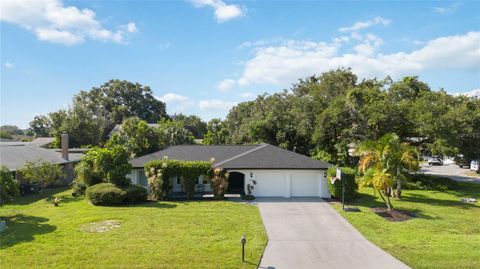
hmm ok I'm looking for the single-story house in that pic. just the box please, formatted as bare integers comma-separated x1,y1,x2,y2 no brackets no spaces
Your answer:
0,134,83,182
128,143,332,198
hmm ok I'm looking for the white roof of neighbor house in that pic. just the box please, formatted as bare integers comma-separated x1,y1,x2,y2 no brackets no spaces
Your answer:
0,143,83,171
30,137,55,147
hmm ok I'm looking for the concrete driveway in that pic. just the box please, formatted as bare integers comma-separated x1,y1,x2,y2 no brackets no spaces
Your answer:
257,197,410,269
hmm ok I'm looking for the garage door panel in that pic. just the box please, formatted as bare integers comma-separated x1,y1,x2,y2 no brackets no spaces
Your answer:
291,174,319,197
254,172,285,196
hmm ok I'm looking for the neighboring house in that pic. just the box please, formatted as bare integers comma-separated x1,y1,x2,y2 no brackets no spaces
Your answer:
0,134,83,182
128,143,332,198
108,123,160,137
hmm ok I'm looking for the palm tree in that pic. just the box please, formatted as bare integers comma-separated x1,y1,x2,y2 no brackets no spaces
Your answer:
357,133,419,209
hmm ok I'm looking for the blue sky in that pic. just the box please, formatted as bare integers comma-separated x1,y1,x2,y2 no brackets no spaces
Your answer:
1,0,479,128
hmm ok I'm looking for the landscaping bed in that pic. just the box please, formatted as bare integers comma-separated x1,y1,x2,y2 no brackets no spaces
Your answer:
331,182,480,269
0,188,267,269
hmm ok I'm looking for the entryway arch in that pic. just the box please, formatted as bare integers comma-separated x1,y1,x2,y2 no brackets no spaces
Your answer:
227,171,245,194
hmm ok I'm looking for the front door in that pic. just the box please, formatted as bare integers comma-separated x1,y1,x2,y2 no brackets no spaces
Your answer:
228,172,245,194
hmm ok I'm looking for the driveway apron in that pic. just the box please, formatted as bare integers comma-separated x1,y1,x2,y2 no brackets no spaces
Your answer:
257,197,410,269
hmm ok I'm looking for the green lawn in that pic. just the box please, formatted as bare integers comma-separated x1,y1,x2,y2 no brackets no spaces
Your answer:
332,183,480,269
0,188,267,269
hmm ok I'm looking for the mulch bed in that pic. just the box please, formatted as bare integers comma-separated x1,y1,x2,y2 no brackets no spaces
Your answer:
370,208,416,222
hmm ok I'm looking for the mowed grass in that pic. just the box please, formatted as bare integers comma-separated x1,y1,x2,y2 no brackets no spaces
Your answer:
332,183,480,269
0,188,267,269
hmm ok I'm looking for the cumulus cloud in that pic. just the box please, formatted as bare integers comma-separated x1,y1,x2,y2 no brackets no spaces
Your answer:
230,31,480,87
190,0,244,22
0,0,137,45
158,93,194,113
198,99,237,111
339,17,391,32
240,92,256,99
432,2,461,14
217,79,236,91
458,89,480,98
4,62,13,69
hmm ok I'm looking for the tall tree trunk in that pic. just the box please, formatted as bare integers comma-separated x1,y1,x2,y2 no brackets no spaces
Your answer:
378,189,393,210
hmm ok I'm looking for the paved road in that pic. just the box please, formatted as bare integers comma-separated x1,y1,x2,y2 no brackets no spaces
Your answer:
257,197,410,269
420,163,480,184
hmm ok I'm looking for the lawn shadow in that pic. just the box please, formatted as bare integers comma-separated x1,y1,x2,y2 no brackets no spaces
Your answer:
12,187,69,205
0,214,56,249
403,192,478,209
45,193,84,205
350,192,386,208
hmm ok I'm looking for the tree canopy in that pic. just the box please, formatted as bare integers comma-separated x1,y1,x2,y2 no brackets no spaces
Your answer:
206,69,480,164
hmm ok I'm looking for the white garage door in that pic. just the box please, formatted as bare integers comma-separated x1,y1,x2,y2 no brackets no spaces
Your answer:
254,172,285,196
291,174,319,197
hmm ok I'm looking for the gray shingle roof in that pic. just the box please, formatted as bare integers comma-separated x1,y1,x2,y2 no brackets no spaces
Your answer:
0,144,82,171
129,143,331,170
30,137,55,147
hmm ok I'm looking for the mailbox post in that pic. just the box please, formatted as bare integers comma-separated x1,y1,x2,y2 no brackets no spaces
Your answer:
241,234,246,262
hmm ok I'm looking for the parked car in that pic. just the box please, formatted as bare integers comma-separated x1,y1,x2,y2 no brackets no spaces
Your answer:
428,156,443,166
455,156,471,168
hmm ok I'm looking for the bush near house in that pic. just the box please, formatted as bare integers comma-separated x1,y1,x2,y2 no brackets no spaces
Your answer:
0,166,19,206
145,159,211,200
403,173,458,191
85,183,148,205
21,160,65,188
326,166,357,201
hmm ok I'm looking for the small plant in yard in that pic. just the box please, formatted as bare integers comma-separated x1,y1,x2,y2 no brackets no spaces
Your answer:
21,160,65,189
210,168,229,199
85,183,147,206
326,166,357,201
0,166,19,206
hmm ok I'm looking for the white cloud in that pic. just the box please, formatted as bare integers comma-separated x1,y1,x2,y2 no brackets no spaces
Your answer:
240,92,256,99
457,89,480,98
158,93,194,113
190,0,245,22
232,31,480,87
199,99,237,111
217,79,236,91
339,17,391,32
4,62,13,69
432,2,461,14
0,0,137,45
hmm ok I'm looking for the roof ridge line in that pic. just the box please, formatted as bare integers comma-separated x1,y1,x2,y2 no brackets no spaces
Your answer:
213,143,269,168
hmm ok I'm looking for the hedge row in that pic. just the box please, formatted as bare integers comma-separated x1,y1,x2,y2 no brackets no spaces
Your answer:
85,183,147,206
326,166,358,201
403,173,459,191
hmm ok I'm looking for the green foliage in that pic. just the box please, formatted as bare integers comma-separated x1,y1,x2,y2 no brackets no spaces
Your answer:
0,166,19,206
74,161,101,186
79,146,132,187
145,159,211,200
156,119,194,146
241,194,255,200
204,69,479,165
71,180,87,196
85,183,127,206
311,148,335,163
403,174,458,191
171,114,207,139
124,184,148,203
0,131,13,139
28,115,51,137
326,167,357,201
106,117,161,157
357,133,420,209
21,161,65,188
0,125,24,136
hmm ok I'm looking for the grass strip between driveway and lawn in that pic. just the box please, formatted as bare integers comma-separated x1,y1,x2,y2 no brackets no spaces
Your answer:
331,183,480,269
0,188,267,269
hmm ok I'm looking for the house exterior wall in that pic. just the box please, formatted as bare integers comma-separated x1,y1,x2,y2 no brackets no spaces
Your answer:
227,169,329,198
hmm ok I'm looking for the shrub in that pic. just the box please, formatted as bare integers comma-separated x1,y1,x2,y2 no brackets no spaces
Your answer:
74,162,101,187
0,166,19,206
326,166,357,201
210,168,229,199
145,158,211,200
124,184,147,203
81,146,132,187
21,161,65,188
71,180,87,196
241,194,255,200
403,173,458,191
85,183,126,205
